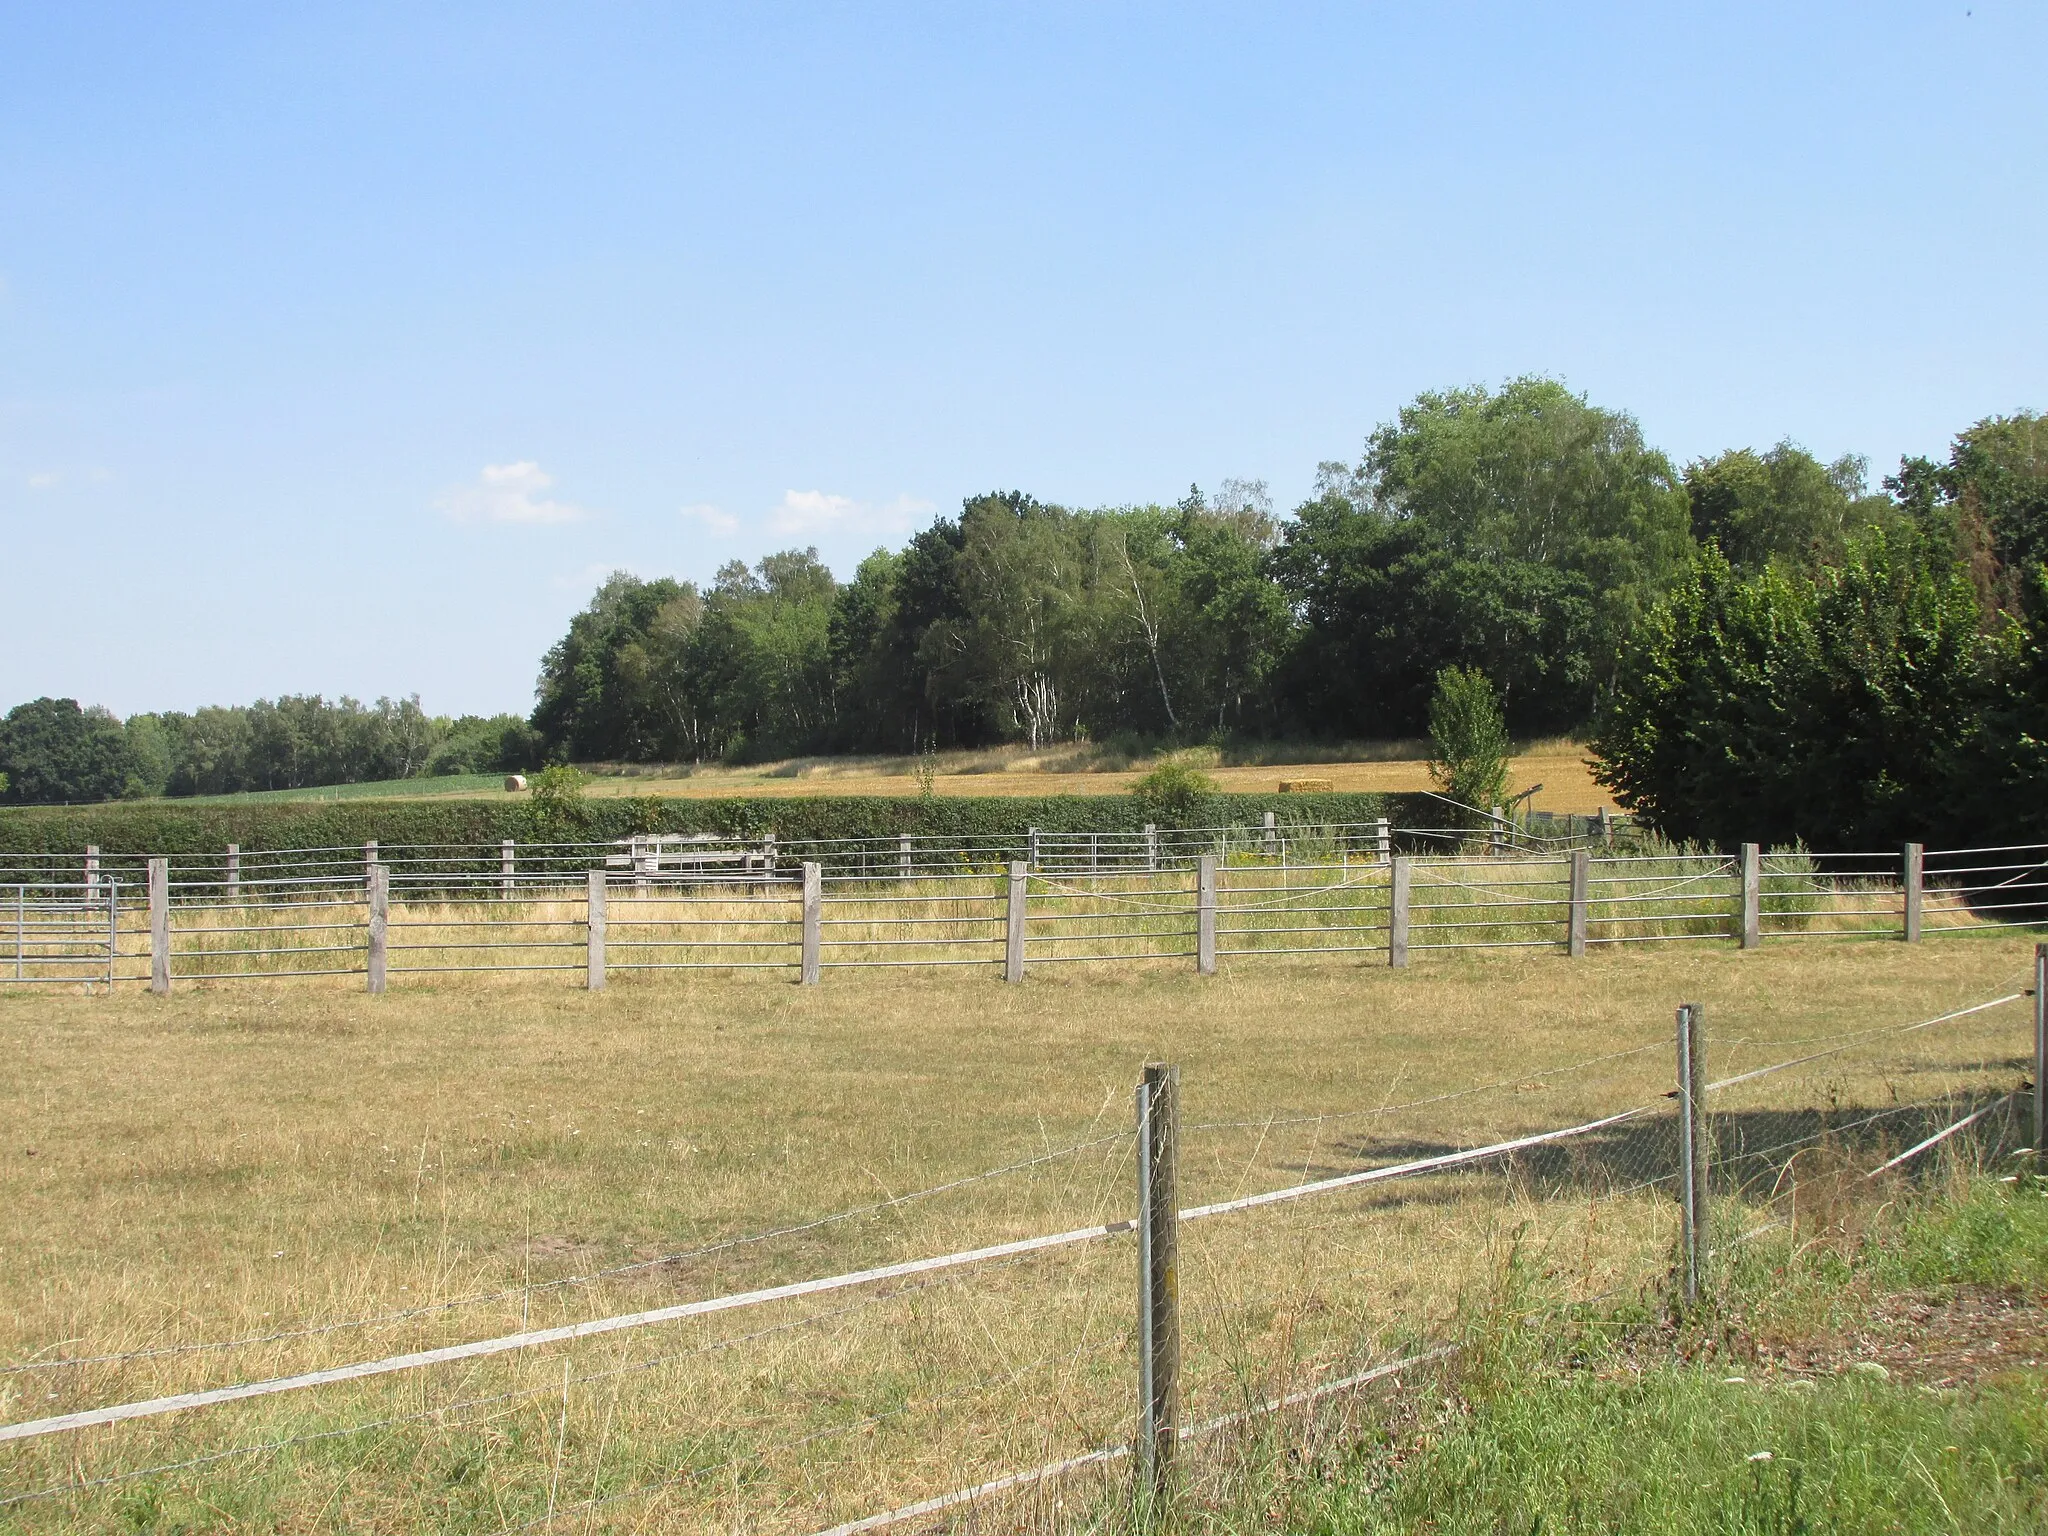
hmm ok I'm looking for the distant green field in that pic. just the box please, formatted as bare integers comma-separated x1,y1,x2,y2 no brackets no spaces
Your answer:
162,772,505,806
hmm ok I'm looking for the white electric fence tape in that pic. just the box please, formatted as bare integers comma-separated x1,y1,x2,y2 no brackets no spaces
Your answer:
0,1111,1624,1444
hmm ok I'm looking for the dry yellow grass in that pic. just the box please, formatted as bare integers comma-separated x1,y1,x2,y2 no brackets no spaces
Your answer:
406,742,1614,813
0,937,2033,1531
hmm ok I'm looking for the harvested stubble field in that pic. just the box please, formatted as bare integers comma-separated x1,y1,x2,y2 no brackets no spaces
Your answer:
209,739,1605,811
0,938,2037,1533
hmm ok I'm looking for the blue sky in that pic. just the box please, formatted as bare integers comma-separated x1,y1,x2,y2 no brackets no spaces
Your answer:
3,2,2042,718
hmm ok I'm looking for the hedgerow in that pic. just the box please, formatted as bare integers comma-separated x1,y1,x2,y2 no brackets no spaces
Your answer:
0,791,1417,857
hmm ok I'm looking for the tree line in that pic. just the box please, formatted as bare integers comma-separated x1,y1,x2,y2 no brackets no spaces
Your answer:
6,376,2041,849
1592,411,2048,848
0,695,539,803
529,375,1949,762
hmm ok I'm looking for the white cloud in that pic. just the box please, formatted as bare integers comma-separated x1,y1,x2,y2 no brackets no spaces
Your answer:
440,461,588,525
26,471,59,490
680,502,739,534
553,561,622,592
769,490,933,540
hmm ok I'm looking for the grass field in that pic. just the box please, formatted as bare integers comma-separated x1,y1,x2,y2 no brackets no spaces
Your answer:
1213,1176,2048,1534
154,740,1613,814
0,938,2037,1532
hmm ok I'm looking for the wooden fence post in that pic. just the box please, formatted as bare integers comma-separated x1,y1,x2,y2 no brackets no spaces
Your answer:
1676,1002,1708,1304
365,841,379,882
502,839,516,898
1196,856,1216,975
1262,811,1277,859
1389,856,1411,968
1373,817,1391,864
84,844,100,905
1137,1063,1180,1502
1568,848,1590,958
1028,826,1040,872
586,869,607,991
1739,843,1761,949
800,862,822,984
226,843,240,902
1596,806,1611,845
148,857,170,995
1489,809,1506,857
2034,943,2046,1171
366,863,388,995
1144,823,1158,874
1902,842,1923,942
1005,862,1028,983
898,834,912,879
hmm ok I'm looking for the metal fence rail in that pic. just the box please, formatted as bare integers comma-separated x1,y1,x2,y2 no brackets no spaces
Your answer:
5,839,2044,993
5,880,118,986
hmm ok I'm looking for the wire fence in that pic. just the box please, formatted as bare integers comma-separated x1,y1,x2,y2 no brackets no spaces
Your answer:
1,973,2036,1531
4,837,2041,992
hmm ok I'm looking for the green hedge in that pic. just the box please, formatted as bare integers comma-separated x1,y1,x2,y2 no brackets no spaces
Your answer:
0,791,1425,856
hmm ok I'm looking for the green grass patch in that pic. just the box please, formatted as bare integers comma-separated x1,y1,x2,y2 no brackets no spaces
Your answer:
1877,1176,2048,1292
1307,1358,2046,1535
1263,1177,2048,1535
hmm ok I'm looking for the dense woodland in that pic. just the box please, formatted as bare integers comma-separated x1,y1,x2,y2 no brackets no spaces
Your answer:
528,377,1933,760
5,378,2044,847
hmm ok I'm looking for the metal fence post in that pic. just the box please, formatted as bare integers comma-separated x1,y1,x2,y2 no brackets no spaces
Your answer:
226,843,240,902
1005,862,1028,983
1676,1002,1708,1304
800,862,822,984
148,857,170,995
1389,855,1411,968
2034,943,2046,1170
1196,856,1216,975
1902,842,1923,942
1568,848,1590,958
1739,843,1761,949
366,863,388,995
502,839,517,899
587,869,607,991
1137,1062,1180,1502
107,878,119,989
